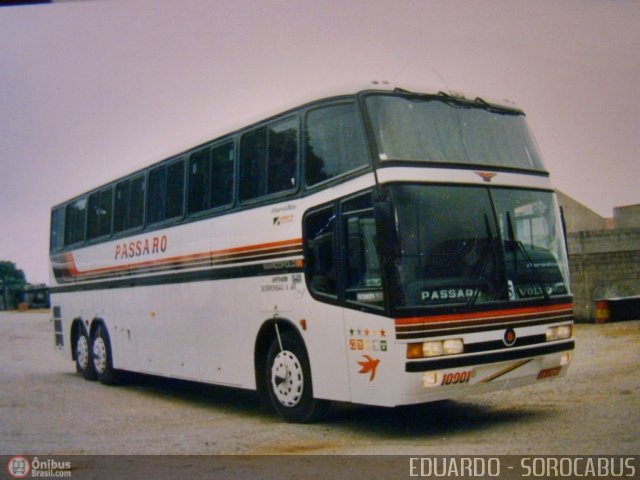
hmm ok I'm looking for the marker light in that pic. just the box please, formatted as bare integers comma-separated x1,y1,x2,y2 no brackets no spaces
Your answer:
546,325,572,342
407,339,464,359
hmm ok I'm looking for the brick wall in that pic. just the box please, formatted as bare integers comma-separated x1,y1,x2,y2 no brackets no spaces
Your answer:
567,228,640,320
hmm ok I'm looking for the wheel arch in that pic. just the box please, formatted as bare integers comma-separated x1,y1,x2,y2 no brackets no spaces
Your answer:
89,317,107,339
254,318,303,395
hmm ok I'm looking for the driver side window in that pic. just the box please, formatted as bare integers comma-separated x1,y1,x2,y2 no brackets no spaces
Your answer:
303,191,384,311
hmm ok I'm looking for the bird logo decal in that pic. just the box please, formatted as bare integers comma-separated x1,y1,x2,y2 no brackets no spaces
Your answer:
357,355,381,382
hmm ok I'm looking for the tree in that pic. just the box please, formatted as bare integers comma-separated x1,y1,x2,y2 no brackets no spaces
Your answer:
0,261,27,310
0,261,26,285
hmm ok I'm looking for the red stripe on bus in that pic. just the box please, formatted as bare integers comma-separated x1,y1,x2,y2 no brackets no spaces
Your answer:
394,303,574,327
63,238,303,278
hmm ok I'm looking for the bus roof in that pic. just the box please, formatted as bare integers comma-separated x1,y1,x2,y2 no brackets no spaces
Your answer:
52,80,523,208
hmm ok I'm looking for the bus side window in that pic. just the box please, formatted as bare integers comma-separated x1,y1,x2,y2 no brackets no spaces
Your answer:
87,187,113,240
239,128,267,201
165,160,185,219
114,175,145,233
147,159,185,225
188,147,211,214
50,207,64,252
64,197,87,246
189,141,235,215
268,117,298,194
304,206,337,297
210,141,234,208
304,103,369,187
240,116,298,202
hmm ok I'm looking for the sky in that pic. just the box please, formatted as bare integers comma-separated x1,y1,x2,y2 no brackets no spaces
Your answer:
1,0,639,285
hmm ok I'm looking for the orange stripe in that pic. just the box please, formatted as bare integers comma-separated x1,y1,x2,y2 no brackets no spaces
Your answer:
65,238,303,278
395,303,573,327
478,359,533,383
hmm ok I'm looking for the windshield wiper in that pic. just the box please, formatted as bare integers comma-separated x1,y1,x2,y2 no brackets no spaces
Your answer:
393,87,520,115
472,96,520,115
467,214,501,306
506,212,550,300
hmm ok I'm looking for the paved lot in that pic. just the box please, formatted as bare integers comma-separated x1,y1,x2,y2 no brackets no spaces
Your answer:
0,312,638,455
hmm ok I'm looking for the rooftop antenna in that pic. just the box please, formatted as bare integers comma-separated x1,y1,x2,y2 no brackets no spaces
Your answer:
433,69,449,92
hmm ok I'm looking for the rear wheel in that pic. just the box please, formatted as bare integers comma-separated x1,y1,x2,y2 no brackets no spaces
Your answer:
265,331,329,422
91,324,120,385
75,328,96,380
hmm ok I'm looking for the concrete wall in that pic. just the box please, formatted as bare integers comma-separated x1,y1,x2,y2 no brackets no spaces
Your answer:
614,204,640,229
556,191,608,233
567,228,640,320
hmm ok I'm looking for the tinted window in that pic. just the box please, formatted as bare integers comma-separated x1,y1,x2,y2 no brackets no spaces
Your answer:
365,94,545,171
188,141,234,215
240,117,298,202
64,197,87,245
114,175,145,233
50,207,64,252
147,165,166,224
129,176,145,228
210,142,234,207
305,103,368,186
188,148,211,214
166,161,185,219
114,181,130,233
87,188,113,240
147,159,185,224
268,117,298,194
239,128,267,201
303,206,337,297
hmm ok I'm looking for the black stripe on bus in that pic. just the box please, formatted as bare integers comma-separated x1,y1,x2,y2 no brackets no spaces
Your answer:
50,261,304,294
405,340,574,373
51,244,303,284
395,317,571,340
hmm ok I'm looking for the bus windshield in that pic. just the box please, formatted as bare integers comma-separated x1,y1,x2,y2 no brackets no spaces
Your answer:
365,93,546,172
388,184,570,309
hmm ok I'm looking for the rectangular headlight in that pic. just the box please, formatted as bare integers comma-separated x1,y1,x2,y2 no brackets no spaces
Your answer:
407,339,465,359
443,339,464,355
422,341,444,357
546,325,572,341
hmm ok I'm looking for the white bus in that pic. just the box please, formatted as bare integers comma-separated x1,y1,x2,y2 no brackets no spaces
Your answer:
50,83,574,422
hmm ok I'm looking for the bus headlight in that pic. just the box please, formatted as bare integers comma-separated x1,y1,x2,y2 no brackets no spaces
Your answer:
423,341,444,357
443,339,464,355
407,339,464,359
546,325,572,341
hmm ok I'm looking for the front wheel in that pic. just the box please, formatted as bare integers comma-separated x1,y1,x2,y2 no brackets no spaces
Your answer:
265,331,329,423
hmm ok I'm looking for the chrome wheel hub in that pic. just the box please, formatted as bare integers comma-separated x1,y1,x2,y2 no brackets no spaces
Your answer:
271,350,304,407
92,337,107,374
76,335,89,370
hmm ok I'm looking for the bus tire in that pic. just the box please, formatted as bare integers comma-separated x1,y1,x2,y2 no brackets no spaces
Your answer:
91,324,120,385
75,327,96,381
265,331,329,423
